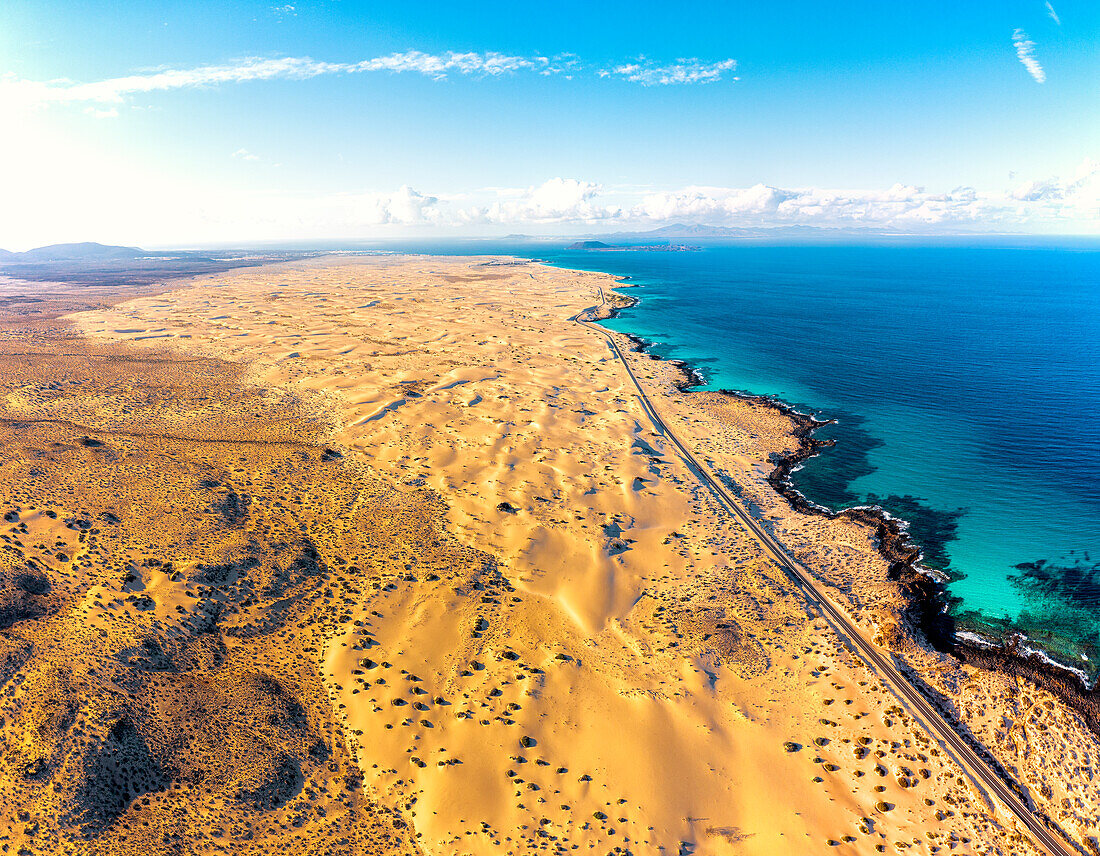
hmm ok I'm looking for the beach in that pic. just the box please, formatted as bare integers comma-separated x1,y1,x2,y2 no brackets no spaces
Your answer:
0,255,1093,854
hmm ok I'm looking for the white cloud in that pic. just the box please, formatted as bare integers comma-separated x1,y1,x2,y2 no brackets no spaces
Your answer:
626,172,1100,230
82,105,119,119
0,53,543,111
0,50,740,112
635,182,991,227
272,4,296,16
1011,178,1062,202
635,183,793,221
600,58,737,86
1012,29,1046,83
232,148,259,161
356,50,546,80
354,185,442,225
1045,2,1061,25
0,57,348,109
1072,157,1098,184
466,178,619,224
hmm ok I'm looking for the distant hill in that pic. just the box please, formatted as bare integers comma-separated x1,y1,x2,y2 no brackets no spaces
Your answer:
646,224,748,237
0,244,320,287
603,224,767,239
567,240,613,249
5,242,145,263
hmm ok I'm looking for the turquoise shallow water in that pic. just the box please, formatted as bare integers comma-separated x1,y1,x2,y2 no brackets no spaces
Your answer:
382,239,1100,676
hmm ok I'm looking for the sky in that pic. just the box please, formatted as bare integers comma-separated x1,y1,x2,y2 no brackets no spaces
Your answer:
1,0,1098,248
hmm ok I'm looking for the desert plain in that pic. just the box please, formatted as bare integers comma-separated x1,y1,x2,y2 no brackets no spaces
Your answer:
0,256,1097,855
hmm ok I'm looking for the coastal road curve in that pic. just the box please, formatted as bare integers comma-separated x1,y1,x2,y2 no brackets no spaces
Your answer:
578,286,1077,856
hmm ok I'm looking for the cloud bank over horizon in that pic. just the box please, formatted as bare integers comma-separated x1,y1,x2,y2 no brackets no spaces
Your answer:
254,166,1100,230
2,168,1098,250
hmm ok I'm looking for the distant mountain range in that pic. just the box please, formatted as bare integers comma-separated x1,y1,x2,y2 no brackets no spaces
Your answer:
0,242,145,263
506,224,899,243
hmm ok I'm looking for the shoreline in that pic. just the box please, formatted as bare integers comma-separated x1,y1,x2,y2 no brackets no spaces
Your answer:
67,253,1023,853
50,254,1095,852
597,278,1100,735
10,253,1095,854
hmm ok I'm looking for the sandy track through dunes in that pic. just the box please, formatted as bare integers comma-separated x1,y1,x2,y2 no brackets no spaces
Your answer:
0,255,1082,854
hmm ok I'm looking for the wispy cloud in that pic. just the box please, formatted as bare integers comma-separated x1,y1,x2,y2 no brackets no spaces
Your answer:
1045,2,1061,25
0,50,738,111
82,105,119,119
1012,29,1046,83
357,50,551,79
1,57,347,107
232,148,259,161
600,58,738,86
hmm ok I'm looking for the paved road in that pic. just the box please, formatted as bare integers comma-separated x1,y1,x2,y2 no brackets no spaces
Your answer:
579,289,1076,856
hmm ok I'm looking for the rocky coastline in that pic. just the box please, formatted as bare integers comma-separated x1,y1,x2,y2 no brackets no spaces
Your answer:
746,388,1100,735
603,284,1100,740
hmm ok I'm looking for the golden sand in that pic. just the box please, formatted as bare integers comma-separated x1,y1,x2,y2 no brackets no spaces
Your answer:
0,255,1091,854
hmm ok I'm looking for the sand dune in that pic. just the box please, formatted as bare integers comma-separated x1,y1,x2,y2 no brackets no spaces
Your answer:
0,255,1087,853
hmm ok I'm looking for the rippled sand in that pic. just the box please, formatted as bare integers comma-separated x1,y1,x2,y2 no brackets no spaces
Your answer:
0,256,1086,854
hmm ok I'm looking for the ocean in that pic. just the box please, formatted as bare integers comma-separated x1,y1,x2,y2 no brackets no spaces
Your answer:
387,238,1100,677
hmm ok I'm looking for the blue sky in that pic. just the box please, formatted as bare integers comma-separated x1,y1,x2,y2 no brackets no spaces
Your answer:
1,0,1098,247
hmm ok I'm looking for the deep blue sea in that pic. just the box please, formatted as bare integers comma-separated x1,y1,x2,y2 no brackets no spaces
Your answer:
379,238,1100,675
